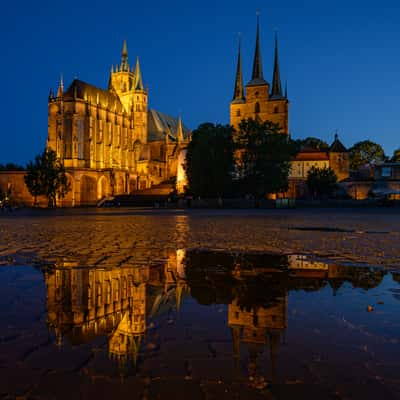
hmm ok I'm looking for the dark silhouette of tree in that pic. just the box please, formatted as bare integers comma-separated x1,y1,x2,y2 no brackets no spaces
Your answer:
391,148,400,162
186,123,235,198
235,118,299,199
306,166,337,199
349,140,386,170
24,148,70,207
0,163,25,171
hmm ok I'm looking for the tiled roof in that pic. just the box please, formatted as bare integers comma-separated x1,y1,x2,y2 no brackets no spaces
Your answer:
147,109,190,142
64,79,123,111
294,151,329,161
329,138,347,153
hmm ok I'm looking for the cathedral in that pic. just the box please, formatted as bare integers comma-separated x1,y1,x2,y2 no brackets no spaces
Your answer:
47,40,190,206
230,18,289,134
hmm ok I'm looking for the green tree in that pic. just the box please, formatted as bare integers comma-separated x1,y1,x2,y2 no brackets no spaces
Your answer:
349,140,386,170
391,148,400,162
24,148,70,207
186,123,235,198
306,166,337,199
235,118,299,199
25,155,43,206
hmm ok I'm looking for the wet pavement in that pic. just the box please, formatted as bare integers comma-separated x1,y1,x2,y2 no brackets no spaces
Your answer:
0,208,400,399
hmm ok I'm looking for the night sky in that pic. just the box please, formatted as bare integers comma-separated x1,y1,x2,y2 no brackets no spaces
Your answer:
1,0,399,164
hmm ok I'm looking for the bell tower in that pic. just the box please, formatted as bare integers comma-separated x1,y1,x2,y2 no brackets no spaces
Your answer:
108,40,148,143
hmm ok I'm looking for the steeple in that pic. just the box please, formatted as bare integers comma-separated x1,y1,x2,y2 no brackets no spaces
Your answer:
249,13,266,85
284,80,288,98
271,33,283,98
56,75,64,98
232,35,245,102
176,114,184,142
121,39,129,72
134,56,144,90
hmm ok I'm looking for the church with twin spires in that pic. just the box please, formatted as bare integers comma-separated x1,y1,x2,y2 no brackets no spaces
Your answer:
47,40,190,206
230,18,289,134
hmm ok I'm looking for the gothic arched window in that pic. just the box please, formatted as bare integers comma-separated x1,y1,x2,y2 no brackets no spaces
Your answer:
236,109,241,117
255,102,260,114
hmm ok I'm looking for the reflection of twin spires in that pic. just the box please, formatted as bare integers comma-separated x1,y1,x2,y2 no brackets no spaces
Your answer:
228,295,288,384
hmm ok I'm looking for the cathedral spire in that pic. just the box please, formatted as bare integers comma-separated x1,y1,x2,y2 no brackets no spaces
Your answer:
250,12,266,84
56,75,64,98
176,114,184,142
232,34,245,102
134,56,144,90
121,39,129,72
285,80,288,98
271,33,283,98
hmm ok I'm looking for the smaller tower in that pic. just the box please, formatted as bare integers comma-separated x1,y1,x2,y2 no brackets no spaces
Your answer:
329,132,350,181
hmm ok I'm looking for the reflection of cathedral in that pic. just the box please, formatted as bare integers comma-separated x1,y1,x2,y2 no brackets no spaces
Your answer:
44,249,385,381
47,40,190,206
45,250,189,370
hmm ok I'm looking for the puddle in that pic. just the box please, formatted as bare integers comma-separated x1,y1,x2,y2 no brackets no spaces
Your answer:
0,250,399,399
290,226,389,234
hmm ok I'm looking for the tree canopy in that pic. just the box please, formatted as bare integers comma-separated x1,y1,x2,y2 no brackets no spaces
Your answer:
235,119,299,199
349,140,386,170
391,148,400,162
186,123,235,198
306,166,337,199
24,148,70,207
0,163,25,171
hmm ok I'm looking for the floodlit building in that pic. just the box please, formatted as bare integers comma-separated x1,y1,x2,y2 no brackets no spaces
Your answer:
230,18,289,134
47,40,190,206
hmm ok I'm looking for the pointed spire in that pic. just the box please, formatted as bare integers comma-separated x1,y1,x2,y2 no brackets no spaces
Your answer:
249,12,266,85
271,33,283,98
111,64,114,74
48,87,54,102
284,80,288,98
121,39,129,72
134,56,144,90
232,34,245,102
176,114,184,142
56,75,64,98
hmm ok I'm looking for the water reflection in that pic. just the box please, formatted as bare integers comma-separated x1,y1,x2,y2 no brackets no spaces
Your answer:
43,249,387,384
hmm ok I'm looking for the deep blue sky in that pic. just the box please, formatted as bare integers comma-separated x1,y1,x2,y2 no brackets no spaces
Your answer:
1,0,399,164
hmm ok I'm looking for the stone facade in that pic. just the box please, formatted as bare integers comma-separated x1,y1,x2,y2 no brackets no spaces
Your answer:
46,40,189,206
230,21,289,134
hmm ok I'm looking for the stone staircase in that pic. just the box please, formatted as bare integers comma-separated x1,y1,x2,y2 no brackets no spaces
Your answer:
115,182,175,207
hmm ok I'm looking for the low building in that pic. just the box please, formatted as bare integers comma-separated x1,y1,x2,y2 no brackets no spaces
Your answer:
287,134,349,199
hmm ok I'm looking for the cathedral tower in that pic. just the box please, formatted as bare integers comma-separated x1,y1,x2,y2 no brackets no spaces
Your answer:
109,40,148,143
230,17,289,134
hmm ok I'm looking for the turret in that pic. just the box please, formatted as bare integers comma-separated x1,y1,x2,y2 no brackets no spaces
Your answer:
56,75,64,98
176,114,184,143
134,56,144,91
